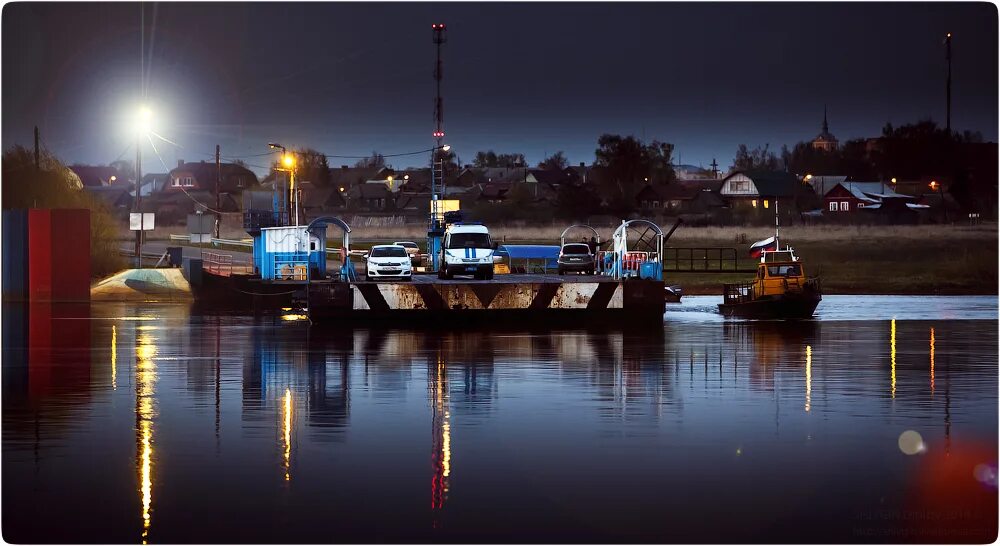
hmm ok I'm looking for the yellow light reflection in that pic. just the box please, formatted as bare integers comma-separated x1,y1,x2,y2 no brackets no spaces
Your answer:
135,332,158,544
805,345,812,412
280,314,309,322
890,319,896,399
283,388,292,481
111,325,117,390
930,327,935,394
442,411,451,479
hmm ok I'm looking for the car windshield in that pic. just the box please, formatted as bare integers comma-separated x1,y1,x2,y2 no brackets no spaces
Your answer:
448,233,492,249
562,244,591,255
370,247,408,258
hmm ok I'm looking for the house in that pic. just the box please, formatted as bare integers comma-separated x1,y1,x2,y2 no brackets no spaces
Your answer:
136,173,169,197
84,186,132,215
805,175,847,197
345,183,392,211
525,168,579,188
635,180,726,214
301,187,346,217
328,166,392,192
810,107,839,152
69,165,120,188
822,182,914,213
719,170,805,211
167,160,257,193
143,190,240,225
455,167,527,187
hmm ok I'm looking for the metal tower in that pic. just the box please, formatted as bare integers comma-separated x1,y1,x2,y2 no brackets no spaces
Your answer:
428,23,448,272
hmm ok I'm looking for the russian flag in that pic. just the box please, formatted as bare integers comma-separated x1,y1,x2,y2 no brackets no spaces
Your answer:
749,236,777,258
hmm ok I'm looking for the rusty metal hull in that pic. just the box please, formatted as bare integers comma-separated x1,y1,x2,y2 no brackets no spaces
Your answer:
307,276,665,324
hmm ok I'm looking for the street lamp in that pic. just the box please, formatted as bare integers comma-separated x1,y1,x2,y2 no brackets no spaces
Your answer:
269,143,297,225
133,105,153,267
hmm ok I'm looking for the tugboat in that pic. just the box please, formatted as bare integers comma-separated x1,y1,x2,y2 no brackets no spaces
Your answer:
718,244,822,319
718,201,821,319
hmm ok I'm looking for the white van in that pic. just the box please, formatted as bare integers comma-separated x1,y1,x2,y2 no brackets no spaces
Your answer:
439,223,495,280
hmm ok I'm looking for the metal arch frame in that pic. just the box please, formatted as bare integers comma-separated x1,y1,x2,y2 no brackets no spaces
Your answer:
559,224,602,248
610,219,665,280
306,216,355,281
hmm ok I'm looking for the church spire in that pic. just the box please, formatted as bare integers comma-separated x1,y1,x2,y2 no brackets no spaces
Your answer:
822,105,829,134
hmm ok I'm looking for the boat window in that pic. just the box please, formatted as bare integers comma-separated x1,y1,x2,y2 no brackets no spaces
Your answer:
768,265,802,277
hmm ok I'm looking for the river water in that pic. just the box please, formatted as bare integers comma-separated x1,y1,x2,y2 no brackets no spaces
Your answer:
2,296,997,543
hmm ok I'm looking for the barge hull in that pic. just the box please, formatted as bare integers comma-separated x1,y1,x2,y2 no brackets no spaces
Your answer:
308,277,664,324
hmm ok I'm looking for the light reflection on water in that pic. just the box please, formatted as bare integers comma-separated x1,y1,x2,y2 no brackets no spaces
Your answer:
1,298,997,543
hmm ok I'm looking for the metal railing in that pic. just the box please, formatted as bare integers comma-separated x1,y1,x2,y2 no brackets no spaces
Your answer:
722,280,756,304
272,252,309,281
664,247,754,273
203,251,253,276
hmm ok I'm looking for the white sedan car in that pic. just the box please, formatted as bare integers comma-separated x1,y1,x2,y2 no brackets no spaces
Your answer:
365,245,413,281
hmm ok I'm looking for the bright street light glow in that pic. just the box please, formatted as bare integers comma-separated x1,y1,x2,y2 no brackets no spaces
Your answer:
282,154,295,168
134,106,153,136
441,144,451,152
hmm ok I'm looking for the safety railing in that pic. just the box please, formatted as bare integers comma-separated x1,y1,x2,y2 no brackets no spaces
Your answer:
273,252,309,281
664,247,753,273
203,251,254,277
622,251,649,277
722,281,756,304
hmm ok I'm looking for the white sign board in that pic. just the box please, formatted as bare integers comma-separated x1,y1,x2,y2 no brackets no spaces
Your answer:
129,212,155,231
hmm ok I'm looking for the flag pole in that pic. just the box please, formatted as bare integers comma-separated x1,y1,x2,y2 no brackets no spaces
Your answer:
774,198,780,250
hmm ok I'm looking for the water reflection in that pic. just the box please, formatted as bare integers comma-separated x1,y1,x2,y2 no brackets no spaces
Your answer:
1,301,996,543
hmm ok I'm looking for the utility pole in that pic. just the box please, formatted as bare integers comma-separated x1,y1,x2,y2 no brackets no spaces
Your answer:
215,144,221,238
945,33,952,134
33,126,40,170
135,126,143,268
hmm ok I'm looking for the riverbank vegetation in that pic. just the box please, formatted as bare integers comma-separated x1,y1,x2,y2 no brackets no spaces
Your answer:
2,146,125,277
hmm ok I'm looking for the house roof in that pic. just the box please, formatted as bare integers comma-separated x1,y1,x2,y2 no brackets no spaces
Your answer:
528,168,576,186
347,183,391,200
70,165,120,187
169,162,258,188
807,175,847,196
833,182,911,202
739,170,802,197
301,187,345,209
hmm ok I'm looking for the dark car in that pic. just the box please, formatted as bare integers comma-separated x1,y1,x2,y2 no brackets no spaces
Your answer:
557,243,595,275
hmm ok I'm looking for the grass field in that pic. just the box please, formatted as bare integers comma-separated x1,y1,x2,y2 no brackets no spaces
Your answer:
127,217,998,295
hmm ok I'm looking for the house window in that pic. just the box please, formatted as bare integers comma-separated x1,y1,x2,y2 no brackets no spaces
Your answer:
763,199,769,209
641,200,649,208
236,177,244,188
751,199,758,208
858,203,865,208
173,176,194,187
840,201,849,211
829,201,837,211
731,181,750,192
652,201,659,209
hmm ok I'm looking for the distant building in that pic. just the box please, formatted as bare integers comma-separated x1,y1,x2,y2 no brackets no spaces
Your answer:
810,107,839,152
69,165,119,188
719,170,804,211
167,160,257,193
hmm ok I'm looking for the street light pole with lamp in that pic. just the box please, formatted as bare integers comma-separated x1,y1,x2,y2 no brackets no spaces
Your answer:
134,106,153,267
268,143,298,225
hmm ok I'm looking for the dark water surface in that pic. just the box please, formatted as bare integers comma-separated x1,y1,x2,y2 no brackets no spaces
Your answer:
3,297,997,543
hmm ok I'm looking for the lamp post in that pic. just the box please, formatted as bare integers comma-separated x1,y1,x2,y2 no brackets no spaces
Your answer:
268,143,297,225
134,106,152,267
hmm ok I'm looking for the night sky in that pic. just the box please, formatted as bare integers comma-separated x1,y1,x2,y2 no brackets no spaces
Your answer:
3,2,997,175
